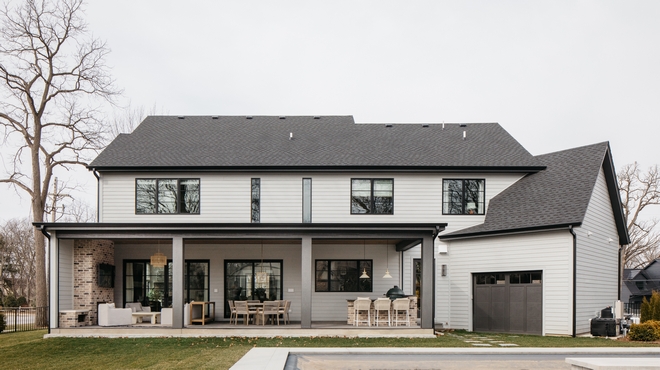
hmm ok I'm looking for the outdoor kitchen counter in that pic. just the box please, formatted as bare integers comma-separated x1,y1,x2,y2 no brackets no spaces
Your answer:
347,297,417,326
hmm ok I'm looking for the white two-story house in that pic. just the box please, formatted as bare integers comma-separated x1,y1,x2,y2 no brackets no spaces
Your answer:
40,115,628,336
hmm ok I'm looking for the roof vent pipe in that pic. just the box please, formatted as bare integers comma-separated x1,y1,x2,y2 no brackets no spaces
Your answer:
463,130,466,140
313,116,320,119
442,121,445,129
289,132,293,140
178,116,185,119
246,116,253,119
385,124,393,128
279,116,286,119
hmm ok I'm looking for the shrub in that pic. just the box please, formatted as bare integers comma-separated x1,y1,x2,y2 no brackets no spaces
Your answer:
641,291,660,323
2,295,18,308
0,313,5,334
628,320,660,341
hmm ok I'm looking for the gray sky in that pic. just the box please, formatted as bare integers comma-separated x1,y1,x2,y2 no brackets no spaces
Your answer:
1,0,659,222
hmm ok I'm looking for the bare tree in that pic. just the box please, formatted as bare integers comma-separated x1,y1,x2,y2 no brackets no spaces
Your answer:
0,218,36,303
0,0,118,312
618,163,660,268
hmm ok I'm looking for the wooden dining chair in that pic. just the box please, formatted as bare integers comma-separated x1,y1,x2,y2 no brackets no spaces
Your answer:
227,300,237,324
233,301,252,325
277,300,291,325
259,301,280,325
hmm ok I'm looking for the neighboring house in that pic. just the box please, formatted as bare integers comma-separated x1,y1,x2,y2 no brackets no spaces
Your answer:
39,116,629,336
622,260,660,304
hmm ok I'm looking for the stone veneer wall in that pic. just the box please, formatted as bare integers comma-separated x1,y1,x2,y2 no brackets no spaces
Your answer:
70,239,114,325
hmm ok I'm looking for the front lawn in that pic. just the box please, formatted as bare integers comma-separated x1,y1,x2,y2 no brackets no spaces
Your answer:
1,330,658,370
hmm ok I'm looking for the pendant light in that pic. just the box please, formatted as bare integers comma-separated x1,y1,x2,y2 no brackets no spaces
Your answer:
360,239,370,279
383,240,392,279
256,240,267,283
150,239,167,268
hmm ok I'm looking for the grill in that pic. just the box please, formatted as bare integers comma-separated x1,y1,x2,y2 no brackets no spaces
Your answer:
385,285,407,300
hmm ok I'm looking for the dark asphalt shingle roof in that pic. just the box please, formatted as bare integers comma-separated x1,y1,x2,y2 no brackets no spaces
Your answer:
89,116,543,169
440,142,614,239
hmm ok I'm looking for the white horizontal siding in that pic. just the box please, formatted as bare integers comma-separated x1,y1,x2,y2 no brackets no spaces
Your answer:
446,230,573,336
99,172,524,224
575,167,620,334
58,239,74,310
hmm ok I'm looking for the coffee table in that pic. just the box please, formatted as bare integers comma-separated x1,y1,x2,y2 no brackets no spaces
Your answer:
131,311,161,324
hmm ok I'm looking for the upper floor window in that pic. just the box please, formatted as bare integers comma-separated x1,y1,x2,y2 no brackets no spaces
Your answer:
443,179,485,215
302,178,312,223
136,179,200,214
351,179,393,214
251,178,260,223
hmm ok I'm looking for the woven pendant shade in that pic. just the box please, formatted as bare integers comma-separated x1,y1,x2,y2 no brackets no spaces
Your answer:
150,251,167,268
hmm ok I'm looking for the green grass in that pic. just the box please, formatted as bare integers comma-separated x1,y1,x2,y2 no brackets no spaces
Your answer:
0,330,658,370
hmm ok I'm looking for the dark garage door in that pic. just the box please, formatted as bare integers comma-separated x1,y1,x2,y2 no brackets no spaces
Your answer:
473,271,542,335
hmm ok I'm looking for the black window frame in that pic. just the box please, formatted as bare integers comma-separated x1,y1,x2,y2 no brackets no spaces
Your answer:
135,178,200,215
122,259,210,308
350,178,394,215
315,259,373,292
442,178,485,215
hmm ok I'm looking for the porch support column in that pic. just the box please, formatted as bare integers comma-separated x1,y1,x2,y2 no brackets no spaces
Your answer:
49,231,59,329
172,237,184,329
421,234,434,329
301,236,312,328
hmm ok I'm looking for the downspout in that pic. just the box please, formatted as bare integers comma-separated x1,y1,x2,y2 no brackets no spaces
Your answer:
617,246,622,301
40,225,52,334
92,170,100,222
569,226,577,338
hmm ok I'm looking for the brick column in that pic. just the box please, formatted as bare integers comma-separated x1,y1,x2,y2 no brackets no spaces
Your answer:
70,239,115,326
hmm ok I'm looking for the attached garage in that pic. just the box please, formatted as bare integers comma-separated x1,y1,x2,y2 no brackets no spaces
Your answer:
473,271,542,335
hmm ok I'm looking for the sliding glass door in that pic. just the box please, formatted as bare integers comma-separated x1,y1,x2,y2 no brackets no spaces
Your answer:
224,260,283,318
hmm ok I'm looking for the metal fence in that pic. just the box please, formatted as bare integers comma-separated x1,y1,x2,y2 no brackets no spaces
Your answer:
623,302,641,317
0,306,48,333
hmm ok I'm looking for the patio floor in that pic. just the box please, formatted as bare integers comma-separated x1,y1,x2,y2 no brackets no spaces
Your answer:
45,321,435,338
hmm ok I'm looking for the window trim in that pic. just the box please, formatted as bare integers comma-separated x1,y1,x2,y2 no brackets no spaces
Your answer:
442,178,485,215
350,178,394,215
135,178,201,215
314,259,373,293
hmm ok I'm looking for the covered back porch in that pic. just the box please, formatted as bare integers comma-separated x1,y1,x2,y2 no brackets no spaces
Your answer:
41,222,444,335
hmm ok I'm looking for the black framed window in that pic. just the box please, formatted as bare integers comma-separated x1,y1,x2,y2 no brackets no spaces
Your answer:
123,260,209,309
315,260,372,292
351,179,393,214
136,178,200,214
442,179,485,215
251,178,260,223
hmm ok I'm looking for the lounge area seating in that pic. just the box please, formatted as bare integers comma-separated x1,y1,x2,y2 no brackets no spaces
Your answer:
98,303,132,326
125,302,153,323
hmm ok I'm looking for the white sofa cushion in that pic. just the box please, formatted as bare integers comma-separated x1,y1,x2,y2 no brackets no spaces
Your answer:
98,303,132,326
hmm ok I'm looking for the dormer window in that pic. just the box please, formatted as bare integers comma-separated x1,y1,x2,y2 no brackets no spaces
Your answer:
442,179,485,215
136,178,200,214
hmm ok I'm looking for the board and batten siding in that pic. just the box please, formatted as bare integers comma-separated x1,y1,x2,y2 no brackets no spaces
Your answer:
574,166,620,334
98,172,524,224
58,239,74,310
445,230,573,336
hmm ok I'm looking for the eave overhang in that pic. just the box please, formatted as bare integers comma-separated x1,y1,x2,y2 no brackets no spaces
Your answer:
438,222,581,241
87,165,547,174
34,222,447,242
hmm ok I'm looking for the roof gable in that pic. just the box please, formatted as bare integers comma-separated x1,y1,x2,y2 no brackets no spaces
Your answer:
441,142,629,244
89,116,543,170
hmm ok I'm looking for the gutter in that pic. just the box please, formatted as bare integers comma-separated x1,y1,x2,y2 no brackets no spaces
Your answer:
92,170,100,223
569,226,577,338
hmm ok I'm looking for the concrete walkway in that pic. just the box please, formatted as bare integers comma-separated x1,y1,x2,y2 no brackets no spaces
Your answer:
230,348,660,370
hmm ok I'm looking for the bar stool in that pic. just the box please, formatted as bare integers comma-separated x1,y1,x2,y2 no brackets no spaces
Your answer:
373,298,392,326
354,298,372,327
392,297,410,327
